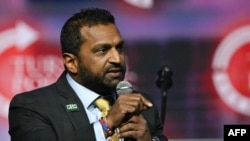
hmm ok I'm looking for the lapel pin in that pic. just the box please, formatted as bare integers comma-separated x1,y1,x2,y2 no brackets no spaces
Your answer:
65,104,80,112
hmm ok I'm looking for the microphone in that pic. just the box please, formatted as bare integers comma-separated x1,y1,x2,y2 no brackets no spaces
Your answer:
116,80,133,95
156,65,173,91
155,65,173,126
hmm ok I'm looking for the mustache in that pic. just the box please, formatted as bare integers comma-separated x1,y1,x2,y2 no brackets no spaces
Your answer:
104,64,126,73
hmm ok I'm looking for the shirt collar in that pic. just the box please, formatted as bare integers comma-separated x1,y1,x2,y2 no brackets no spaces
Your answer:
66,73,99,109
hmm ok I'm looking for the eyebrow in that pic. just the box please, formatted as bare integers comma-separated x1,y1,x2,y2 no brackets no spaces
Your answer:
92,40,125,50
117,40,125,47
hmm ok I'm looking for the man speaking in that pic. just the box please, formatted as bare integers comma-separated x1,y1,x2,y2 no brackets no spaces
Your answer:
8,8,167,141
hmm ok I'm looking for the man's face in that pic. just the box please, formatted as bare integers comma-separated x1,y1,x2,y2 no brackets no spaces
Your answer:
77,24,126,94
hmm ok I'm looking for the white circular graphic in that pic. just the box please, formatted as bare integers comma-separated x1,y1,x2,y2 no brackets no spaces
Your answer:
212,25,250,116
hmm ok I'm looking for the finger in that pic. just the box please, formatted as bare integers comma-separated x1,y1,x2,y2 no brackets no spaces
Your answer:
119,130,137,139
118,123,138,138
108,94,152,126
116,95,141,111
119,94,152,112
119,116,139,132
139,95,153,108
107,104,135,126
126,94,152,107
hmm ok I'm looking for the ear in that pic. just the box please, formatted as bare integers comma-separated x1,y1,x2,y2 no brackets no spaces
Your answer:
63,53,79,74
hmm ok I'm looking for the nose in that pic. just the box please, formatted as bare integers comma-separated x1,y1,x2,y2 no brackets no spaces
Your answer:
108,48,123,63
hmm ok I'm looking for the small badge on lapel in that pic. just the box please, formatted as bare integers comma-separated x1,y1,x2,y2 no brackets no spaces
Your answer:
65,104,80,112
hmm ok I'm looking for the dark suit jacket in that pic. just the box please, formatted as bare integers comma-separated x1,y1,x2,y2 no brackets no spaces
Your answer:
8,72,168,141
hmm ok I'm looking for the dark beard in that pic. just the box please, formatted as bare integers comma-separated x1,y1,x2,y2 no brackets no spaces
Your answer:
77,63,125,95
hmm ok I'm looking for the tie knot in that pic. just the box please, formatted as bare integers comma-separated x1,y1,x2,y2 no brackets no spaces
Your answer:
94,97,110,117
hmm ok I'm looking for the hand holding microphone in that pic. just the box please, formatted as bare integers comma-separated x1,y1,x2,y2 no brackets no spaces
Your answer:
106,81,153,130
116,81,152,115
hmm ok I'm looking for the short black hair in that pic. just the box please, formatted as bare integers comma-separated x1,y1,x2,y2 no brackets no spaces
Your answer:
60,8,115,56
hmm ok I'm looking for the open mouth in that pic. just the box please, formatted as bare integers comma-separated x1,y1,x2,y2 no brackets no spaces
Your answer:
106,68,123,78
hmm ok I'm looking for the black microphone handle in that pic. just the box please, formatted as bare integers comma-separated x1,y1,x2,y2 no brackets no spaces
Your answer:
161,91,168,126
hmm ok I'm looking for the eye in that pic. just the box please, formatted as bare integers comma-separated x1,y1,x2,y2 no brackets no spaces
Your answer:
116,42,124,52
92,44,111,56
96,47,108,54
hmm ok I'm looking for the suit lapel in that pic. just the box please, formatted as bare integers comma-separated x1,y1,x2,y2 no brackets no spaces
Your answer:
56,72,96,141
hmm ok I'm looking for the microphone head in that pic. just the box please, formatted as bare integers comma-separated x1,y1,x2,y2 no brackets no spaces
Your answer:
116,81,133,95
156,65,173,91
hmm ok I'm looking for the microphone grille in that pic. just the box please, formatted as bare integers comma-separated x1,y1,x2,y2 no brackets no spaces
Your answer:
116,81,133,95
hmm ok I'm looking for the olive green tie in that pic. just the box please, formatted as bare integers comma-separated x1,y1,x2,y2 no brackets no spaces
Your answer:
94,97,119,141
